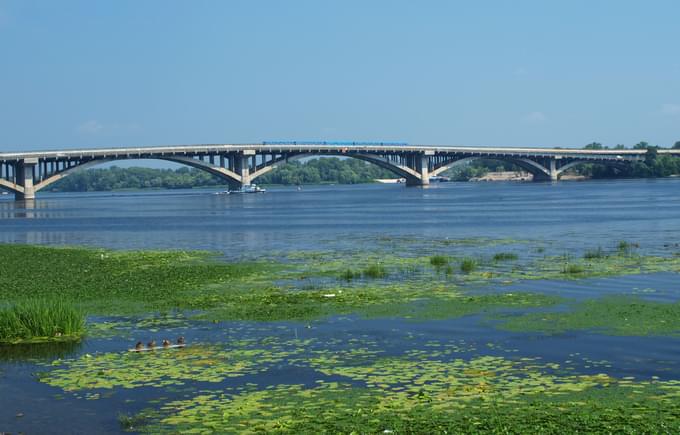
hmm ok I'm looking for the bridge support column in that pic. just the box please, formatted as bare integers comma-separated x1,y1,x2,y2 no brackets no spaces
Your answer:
230,150,254,189
15,158,38,200
406,153,431,186
533,158,558,182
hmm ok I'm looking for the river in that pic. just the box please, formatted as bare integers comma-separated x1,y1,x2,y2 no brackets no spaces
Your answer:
1,179,679,433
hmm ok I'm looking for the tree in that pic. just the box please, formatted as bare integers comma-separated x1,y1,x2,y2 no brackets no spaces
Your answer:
645,147,658,166
673,141,680,149
584,142,604,150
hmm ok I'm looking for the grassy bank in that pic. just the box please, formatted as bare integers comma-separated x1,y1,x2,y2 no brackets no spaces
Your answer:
0,299,85,344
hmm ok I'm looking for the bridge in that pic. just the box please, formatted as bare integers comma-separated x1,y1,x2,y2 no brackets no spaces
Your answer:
1,143,678,200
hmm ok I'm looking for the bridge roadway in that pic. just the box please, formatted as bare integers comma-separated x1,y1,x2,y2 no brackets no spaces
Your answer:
1,143,678,200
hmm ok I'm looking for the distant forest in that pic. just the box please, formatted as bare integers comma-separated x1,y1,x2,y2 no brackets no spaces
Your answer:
48,158,394,192
41,142,680,192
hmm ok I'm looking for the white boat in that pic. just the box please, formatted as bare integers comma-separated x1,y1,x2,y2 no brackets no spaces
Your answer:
215,184,267,195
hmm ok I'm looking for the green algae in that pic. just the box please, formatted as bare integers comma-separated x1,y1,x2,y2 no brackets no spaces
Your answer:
0,244,277,315
118,351,680,434
41,341,304,391
497,296,680,336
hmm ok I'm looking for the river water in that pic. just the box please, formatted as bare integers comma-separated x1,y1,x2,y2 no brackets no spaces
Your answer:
1,179,680,433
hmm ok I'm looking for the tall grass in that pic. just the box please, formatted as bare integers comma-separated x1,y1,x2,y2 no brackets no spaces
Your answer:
0,299,85,344
460,258,477,273
363,264,388,279
561,264,585,274
429,255,450,267
492,252,518,262
583,247,607,260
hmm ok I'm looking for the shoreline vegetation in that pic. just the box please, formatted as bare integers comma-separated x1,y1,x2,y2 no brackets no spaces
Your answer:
1,241,679,432
1,241,679,344
9,143,675,193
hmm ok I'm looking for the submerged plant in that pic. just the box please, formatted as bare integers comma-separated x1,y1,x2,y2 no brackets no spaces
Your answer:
0,298,85,344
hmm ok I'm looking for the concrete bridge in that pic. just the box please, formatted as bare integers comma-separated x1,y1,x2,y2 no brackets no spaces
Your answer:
1,143,678,200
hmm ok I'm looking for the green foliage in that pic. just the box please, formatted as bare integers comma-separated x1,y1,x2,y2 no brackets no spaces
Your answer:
362,263,388,279
48,158,396,192
429,255,450,267
442,158,520,181
583,247,606,259
257,157,394,185
0,244,265,314
498,296,680,336
617,240,638,254
492,252,518,262
460,258,477,273
339,268,360,281
0,299,85,344
561,264,585,274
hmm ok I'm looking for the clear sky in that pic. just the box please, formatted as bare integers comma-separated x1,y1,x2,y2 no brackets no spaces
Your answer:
1,0,679,152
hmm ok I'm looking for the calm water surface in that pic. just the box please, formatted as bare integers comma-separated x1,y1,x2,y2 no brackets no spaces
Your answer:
1,179,680,433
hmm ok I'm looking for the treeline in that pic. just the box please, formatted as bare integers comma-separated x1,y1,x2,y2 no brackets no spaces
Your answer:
444,141,680,181
48,158,394,192
443,159,519,181
50,166,223,191
571,141,680,179
41,141,680,192
257,158,393,185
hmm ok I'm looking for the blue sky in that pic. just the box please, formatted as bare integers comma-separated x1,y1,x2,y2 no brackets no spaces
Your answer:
1,0,679,152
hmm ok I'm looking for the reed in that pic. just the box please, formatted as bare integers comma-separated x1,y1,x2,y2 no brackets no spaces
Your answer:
460,258,477,273
583,247,607,259
492,252,518,262
429,255,450,267
362,264,388,279
0,298,85,344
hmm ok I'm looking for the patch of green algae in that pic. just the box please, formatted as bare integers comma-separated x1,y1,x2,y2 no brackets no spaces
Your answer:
3,243,680,324
41,341,305,391
127,352,680,434
37,334,680,433
497,296,680,336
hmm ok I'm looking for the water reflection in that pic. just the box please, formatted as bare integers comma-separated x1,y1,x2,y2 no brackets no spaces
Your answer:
0,340,82,362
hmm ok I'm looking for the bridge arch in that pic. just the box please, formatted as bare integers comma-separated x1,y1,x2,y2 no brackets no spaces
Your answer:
21,156,246,198
430,156,552,180
554,159,631,177
248,152,424,185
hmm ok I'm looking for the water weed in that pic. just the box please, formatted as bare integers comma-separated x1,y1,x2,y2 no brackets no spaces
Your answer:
460,258,478,273
497,296,680,336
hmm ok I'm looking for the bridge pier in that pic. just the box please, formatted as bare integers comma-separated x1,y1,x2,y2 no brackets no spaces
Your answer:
532,157,558,182
234,150,255,187
405,153,431,186
15,158,37,200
